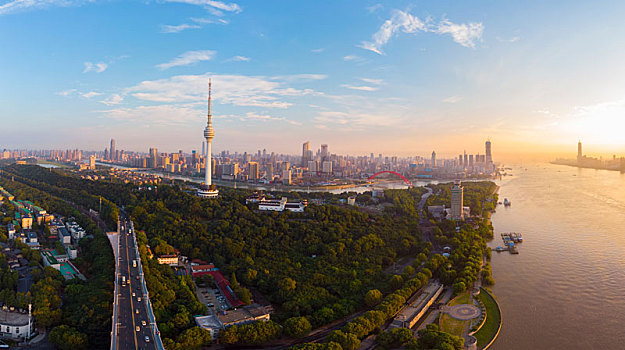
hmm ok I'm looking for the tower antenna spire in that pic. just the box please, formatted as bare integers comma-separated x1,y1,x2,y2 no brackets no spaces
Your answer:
208,78,212,125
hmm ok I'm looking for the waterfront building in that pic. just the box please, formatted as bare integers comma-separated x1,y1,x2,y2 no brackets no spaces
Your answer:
198,80,219,198
451,181,464,220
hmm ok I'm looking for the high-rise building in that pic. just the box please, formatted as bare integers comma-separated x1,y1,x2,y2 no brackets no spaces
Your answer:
110,139,116,161
485,139,492,164
320,144,328,159
149,148,158,168
302,141,310,166
322,161,332,174
577,140,583,162
89,155,96,170
451,181,464,220
463,152,468,168
458,154,463,167
198,80,219,198
431,151,436,168
248,162,259,181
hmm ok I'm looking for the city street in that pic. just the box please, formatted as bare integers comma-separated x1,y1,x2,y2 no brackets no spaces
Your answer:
115,217,157,350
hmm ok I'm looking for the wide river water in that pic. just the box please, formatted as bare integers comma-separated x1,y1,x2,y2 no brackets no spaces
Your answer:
489,163,625,349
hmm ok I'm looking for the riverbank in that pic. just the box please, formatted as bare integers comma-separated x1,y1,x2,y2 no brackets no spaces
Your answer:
473,288,502,349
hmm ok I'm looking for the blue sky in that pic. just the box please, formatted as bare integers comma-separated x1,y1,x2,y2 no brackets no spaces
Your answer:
2,0,625,157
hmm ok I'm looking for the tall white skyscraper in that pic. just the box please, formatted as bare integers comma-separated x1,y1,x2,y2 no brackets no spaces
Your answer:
198,79,219,198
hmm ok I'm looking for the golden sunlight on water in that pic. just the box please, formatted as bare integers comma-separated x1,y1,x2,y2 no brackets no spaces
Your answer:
489,163,625,349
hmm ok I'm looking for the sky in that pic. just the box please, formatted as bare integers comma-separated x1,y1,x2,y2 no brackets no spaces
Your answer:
1,0,625,159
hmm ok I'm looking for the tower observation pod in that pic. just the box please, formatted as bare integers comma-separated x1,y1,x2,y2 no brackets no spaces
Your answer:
198,79,219,198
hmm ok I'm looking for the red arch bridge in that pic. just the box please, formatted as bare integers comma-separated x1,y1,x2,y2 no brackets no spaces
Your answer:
368,171,414,187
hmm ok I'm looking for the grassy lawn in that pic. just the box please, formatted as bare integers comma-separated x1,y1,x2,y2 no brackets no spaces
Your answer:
439,291,471,337
474,288,502,348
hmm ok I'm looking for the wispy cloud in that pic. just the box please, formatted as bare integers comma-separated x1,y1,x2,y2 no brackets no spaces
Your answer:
367,4,383,13
435,19,484,48
359,10,483,54
226,55,251,62
443,95,462,103
0,0,85,16
156,50,216,70
160,23,201,33
190,17,229,25
341,84,378,92
311,48,325,53
496,36,520,43
83,62,108,73
99,104,202,126
343,55,360,61
100,94,124,106
360,78,384,85
81,91,102,99
165,0,241,16
56,89,77,97
124,73,318,109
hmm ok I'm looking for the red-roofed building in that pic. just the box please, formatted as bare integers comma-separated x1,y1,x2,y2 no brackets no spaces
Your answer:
194,270,244,308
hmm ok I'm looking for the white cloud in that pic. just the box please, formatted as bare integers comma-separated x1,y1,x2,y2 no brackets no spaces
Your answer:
367,4,383,13
311,48,325,53
81,91,102,99
99,104,202,126
156,50,216,70
165,0,241,14
56,89,77,97
443,95,462,103
160,23,201,33
341,84,378,92
0,0,85,16
359,10,483,54
124,73,317,108
190,17,229,25
359,10,428,55
313,110,401,128
228,55,251,62
272,74,327,82
241,112,301,125
435,19,484,48
83,61,108,73
343,55,360,61
100,94,124,105
496,36,520,43
360,78,384,85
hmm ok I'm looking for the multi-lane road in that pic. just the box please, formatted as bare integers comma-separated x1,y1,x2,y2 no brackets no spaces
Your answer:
113,215,159,350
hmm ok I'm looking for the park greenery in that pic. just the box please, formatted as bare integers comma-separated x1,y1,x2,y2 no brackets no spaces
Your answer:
474,288,501,348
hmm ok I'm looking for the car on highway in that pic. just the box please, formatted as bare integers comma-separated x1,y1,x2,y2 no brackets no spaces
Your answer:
138,297,142,302
142,320,146,326
136,309,139,314
136,326,140,332
132,292,135,297
145,336,150,343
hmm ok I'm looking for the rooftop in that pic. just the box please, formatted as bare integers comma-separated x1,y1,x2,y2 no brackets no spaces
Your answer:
0,309,30,326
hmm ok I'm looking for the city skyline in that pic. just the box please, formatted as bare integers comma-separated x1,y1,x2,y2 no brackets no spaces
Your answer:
2,1,625,156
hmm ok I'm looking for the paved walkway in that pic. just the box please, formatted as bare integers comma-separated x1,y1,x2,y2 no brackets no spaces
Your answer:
444,304,481,321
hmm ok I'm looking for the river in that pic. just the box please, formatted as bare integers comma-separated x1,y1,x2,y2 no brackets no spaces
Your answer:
489,163,625,349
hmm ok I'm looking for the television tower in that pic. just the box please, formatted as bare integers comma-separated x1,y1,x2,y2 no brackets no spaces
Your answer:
198,79,219,198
